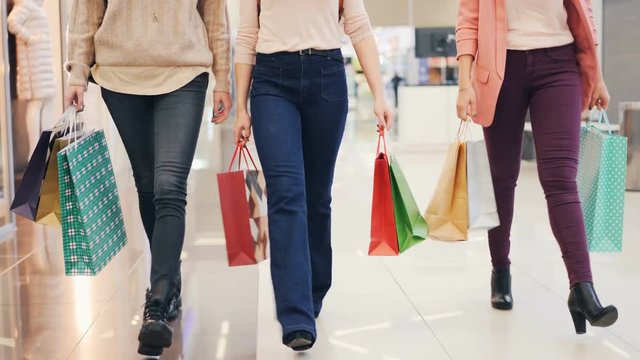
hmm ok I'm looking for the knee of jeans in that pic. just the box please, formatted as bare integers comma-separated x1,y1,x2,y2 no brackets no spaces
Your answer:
268,184,306,211
306,188,332,214
538,171,578,197
154,171,188,203
133,171,154,194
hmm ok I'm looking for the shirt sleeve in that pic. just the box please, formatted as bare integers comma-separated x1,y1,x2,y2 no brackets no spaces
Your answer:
235,0,260,65
456,0,479,60
199,0,232,92
64,0,106,87
342,0,373,45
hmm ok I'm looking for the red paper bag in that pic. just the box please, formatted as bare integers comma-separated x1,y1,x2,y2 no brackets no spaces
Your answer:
369,132,399,256
218,146,269,266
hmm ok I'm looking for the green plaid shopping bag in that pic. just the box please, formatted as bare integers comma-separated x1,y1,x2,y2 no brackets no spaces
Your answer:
577,111,627,253
58,130,128,275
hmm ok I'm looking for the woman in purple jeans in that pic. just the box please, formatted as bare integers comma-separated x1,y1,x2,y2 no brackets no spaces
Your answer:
455,0,618,334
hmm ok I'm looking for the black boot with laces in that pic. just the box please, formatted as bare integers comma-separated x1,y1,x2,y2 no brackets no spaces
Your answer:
138,284,173,356
167,263,182,322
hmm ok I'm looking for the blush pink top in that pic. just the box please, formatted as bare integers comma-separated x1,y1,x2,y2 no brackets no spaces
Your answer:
456,0,599,126
235,0,373,65
506,0,575,50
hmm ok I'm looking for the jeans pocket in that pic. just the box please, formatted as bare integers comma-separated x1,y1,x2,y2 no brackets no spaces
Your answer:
545,45,576,62
251,66,283,96
321,65,348,101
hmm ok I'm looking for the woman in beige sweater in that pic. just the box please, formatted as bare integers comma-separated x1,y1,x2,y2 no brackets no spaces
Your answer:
234,0,392,351
64,0,231,356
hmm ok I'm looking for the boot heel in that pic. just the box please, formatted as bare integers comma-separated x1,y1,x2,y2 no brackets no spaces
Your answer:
570,310,587,334
138,342,164,356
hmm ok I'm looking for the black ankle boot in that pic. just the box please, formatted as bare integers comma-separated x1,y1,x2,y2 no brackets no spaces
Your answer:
283,330,315,352
491,267,513,310
568,282,618,334
167,264,182,322
138,282,173,356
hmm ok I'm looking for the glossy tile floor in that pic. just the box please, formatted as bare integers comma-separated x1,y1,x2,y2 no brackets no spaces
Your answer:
0,108,639,360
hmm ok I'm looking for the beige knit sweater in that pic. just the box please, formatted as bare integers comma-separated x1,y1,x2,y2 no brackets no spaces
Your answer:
65,0,231,92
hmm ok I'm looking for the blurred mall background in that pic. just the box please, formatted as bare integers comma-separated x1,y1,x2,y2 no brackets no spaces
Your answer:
1,0,639,359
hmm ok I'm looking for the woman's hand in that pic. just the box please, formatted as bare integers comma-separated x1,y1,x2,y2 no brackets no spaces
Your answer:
590,80,611,111
456,87,477,121
64,85,86,111
233,110,252,146
374,98,394,131
212,91,232,124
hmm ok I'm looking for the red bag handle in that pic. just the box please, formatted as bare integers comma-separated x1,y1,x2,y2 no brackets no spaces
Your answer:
376,128,388,156
228,145,259,172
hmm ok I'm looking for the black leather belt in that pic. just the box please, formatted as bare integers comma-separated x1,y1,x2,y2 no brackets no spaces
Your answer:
297,48,344,62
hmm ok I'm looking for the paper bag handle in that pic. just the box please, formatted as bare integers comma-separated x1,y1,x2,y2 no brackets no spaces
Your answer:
227,145,259,172
376,128,388,155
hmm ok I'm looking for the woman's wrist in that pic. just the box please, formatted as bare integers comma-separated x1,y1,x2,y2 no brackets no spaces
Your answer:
373,91,386,103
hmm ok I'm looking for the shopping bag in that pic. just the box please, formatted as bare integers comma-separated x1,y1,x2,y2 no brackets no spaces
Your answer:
11,129,54,220
425,122,469,241
58,130,128,275
218,145,269,266
389,155,428,253
577,111,627,252
466,140,500,230
369,132,399,256
35,136,76,225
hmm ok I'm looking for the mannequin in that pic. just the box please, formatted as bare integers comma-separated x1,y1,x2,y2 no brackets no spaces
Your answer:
8,0,57,152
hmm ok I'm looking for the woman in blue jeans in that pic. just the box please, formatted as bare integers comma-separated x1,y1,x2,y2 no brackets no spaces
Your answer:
234,0,392,351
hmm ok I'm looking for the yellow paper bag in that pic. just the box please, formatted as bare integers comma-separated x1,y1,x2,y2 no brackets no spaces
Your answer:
35,137,75,226
425,141,469,241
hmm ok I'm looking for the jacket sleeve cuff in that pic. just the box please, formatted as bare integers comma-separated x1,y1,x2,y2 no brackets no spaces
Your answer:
65,62,91,87
456,39,478,60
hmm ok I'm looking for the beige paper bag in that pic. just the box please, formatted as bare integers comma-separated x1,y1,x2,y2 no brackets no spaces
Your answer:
425,142,469,241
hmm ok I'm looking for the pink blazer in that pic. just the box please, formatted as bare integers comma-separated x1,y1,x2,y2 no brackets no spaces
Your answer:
456,0,599,126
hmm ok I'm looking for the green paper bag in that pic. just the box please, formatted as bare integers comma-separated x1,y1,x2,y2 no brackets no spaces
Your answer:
577,112,627,253
389,156,428,253
58,130,128,275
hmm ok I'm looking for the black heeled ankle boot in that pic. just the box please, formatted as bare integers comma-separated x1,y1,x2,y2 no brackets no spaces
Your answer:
568,282,618,334
138,280,174,356
491,267,513,310
283,330,315,352
167,263,182,322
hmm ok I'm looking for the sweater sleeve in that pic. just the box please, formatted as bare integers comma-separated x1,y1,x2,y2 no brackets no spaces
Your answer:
342,0,373,45
235,0,259,65
65,0,105,87
7,4,32,43
199,0,231,92
456,0,479,60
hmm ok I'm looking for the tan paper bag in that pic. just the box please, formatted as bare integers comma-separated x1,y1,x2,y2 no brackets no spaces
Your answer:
425,142,469,241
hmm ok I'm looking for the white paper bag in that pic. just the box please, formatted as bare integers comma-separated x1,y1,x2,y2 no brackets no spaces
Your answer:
466,140,500,230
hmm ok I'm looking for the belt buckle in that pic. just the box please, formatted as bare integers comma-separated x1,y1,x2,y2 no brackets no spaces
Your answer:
299,49,312,56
